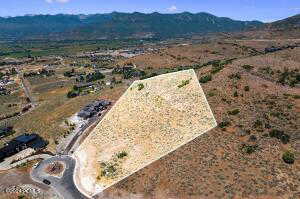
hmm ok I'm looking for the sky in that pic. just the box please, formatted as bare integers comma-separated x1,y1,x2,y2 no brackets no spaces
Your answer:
0,0,299,22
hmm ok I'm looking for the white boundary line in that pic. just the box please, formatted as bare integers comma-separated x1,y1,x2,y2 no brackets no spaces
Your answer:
73,69,218,198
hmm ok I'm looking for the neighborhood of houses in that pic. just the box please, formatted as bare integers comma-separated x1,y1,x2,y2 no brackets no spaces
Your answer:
0,46,149,171
0,99,111,167
77,48,150,59
0,69,16,96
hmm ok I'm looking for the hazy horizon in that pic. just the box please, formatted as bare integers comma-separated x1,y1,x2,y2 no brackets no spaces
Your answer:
0,11,266,22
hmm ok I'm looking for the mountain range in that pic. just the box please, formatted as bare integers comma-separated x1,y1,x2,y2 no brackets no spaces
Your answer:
0,12,263,40
266,14,300,30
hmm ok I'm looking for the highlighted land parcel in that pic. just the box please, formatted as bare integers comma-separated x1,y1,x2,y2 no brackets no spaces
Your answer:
74,69,217,196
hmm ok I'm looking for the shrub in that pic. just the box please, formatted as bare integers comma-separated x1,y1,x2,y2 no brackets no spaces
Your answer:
282,151,295,164
86,72,105,82
228,109,240,115
287,104,293,109
248,135,257,142
241,144,258,154
100,162,117,177
67,89,79,98
0,72,4,79
233,91,238,97
269,129,282,138
269,129,290,144
64,69,75,77
199,75,212,83
140,73,158,80
211,63,224,74
281,134,290,144
293,95,300,99
244,86,250,91
117,151,128,159
178,79,190,88
242,65,254,71
228,73,241,80
253,120,263,128
137,83,145,91
208,92,215,97
73,85,79,91
218,121,231,129
260,67,274,75
277,68,300,87
270,112,281,118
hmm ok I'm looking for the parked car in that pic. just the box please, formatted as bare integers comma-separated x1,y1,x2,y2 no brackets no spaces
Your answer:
43,179,51,185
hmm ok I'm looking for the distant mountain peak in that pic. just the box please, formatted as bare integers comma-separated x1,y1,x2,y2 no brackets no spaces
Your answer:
0,12,264,41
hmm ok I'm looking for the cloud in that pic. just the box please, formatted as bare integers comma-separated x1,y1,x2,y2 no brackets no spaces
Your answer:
45,0,70,3
167,5,177,12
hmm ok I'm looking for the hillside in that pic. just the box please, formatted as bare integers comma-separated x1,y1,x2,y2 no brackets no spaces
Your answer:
267,14,300,29
228,14,300,39
0,12,263,40
96,40,300,199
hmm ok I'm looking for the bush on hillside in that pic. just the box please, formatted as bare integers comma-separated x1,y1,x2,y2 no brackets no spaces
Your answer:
242,65,254,71
282,151,295,164
244,86,250,91
269,129,290,144
228,109,240,115
199,75,212,83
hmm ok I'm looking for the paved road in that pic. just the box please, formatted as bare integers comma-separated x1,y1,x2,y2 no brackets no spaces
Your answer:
31,155,88,199
63,106,111,155
62,115,98,155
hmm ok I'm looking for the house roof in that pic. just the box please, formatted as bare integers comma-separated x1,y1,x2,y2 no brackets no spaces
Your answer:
14,134,37,144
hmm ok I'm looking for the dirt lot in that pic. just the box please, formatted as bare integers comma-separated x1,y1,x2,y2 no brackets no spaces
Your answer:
74,70,217,196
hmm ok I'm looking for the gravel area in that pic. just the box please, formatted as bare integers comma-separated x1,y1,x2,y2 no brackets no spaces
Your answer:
1,184,60,199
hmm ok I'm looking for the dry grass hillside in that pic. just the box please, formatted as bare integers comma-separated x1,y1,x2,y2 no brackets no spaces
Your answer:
96,41,300,199
118,42,255,69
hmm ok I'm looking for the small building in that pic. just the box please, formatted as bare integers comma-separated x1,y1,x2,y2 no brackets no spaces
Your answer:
99,100,111,107
14,134,37,144
77,100,111,120
0,127,14,138
78,110,94,120
0,133,48,162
